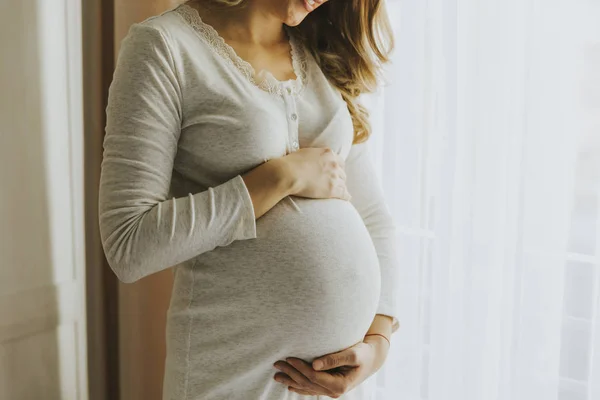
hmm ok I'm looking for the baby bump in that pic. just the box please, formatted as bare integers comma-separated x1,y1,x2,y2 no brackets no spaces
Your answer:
168,197,381,371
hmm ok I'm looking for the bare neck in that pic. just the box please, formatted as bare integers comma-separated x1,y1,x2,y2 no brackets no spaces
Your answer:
189,0,287,47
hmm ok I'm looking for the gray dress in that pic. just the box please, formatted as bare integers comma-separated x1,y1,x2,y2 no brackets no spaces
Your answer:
99,4,400,399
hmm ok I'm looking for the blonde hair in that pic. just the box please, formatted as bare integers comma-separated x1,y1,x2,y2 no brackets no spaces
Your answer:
194,0,394,144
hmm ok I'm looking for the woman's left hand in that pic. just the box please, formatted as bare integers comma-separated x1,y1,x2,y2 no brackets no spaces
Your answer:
272,335,390,397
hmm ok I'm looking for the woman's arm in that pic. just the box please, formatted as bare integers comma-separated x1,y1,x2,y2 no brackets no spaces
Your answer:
99,24,349,284
99,23,285,283
344,141,401,335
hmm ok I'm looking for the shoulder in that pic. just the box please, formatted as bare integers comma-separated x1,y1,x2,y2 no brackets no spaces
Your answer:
118,6,193,62
136,7,187,42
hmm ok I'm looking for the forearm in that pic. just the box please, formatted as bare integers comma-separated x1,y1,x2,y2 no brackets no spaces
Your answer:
99,174,257,283
362,314,394,370
241,158,295,219
366,314,393,339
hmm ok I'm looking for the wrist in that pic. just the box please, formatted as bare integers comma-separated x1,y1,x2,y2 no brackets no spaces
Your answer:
364,333,390,348
363,335,389,370
269,158,300,196
367,314,393,338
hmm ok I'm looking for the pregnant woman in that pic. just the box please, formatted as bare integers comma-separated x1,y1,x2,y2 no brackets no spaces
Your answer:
99,0,400,398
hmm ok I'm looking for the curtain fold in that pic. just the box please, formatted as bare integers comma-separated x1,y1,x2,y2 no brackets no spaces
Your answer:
370,1,600,399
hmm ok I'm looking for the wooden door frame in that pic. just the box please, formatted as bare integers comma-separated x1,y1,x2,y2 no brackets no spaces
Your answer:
82,0,120,399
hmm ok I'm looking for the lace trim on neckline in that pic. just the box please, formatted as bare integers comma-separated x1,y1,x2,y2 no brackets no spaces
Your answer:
175,3,307,96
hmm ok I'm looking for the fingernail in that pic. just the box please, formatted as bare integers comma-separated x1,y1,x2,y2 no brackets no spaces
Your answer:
313,360,323,370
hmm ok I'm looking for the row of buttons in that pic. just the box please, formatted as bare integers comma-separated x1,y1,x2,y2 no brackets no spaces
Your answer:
290,113,298,150
283,84,299,153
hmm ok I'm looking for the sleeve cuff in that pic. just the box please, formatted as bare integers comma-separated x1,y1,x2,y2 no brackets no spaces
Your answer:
230,174,257,241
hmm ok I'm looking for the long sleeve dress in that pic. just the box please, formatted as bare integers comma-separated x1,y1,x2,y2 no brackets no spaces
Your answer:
99,4,400,400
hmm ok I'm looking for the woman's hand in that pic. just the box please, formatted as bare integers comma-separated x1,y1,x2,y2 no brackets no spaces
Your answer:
242,147,349,219
274,147,351,201
272,335,390,397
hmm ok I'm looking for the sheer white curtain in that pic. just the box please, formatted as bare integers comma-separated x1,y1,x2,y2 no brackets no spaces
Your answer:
367,1,600,399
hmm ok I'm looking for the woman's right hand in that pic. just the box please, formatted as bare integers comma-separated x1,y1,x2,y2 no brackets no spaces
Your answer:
241,147,350,219
276,147,351,201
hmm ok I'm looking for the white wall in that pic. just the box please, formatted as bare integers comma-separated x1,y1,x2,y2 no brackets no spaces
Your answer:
0,0,88,398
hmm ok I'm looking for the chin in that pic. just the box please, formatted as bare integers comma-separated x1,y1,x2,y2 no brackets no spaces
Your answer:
283,0,312,27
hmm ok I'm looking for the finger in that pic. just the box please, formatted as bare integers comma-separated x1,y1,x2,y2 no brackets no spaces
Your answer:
337,168,347,182
274,361,327,394
273,372,311,391
273,373,300,389
344,188,352,201
285,358,341,395
336,154,346,168
313,348,359,371
333,184,351,201
288,387,317,396
331,184,350,201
